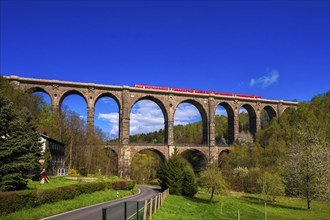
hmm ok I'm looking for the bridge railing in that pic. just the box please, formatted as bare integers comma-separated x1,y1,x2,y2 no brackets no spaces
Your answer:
102,189,169,220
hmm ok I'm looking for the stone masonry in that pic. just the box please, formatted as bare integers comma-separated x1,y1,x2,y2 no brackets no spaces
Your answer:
5,76,298,177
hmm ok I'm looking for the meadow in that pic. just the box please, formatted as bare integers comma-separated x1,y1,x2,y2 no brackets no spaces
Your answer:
153,192,330,220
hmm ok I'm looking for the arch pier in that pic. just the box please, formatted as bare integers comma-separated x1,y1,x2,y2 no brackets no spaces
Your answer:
6,76,298,177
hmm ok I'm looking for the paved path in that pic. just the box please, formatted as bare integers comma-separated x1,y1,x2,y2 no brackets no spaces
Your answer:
41,186,160,220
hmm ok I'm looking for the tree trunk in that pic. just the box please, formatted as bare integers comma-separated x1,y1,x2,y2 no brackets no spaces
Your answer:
307,191,311,209
210,187,215,203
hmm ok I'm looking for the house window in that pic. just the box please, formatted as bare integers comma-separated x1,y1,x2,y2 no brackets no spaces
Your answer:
58,168,66,176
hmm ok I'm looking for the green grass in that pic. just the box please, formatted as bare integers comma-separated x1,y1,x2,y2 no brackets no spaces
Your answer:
153,192,330,220
27,176,78,190
0,188,138,220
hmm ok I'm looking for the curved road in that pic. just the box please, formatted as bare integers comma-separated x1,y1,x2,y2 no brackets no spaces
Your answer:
41,186,161,220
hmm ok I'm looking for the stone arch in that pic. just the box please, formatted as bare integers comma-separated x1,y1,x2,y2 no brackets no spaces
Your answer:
94,93,121,140
59,90,88,108
281,106,295,116
137,148,166,164
129,96,168,144
180,149,208,173
104,147,119,176
261,105,277,128
174,99,208,145
95,92,121,110
25,87,53,105
239,103,257,136
215,102,235,145
262,105,277,120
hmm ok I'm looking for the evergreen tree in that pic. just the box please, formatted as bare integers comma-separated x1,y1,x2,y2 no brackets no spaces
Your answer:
158,148,197,197
182,166,198,197
0,93,42,191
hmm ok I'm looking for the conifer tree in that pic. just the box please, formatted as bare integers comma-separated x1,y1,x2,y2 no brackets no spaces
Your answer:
0,93,42,191
158,148,197,197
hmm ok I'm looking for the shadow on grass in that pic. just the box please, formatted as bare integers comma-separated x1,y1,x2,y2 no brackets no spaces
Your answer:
240,196,307,211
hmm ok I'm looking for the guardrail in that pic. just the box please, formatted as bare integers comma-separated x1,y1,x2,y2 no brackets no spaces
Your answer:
102,189,169,220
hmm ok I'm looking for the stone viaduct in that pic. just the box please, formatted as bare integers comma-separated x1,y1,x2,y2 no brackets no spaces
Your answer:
5,75,298,177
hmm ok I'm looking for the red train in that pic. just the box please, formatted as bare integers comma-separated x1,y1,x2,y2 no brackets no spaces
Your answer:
134,84,261,99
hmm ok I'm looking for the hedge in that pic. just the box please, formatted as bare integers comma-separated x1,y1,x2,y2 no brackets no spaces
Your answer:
0,180,132,216
111,180,135,190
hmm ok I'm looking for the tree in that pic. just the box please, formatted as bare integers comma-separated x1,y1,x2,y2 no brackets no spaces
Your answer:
198,166,227,203
257,172,285,202
131,153,158,184
182,166,198,197
0,93,42,191
158,148,197,197
233,166,249,192
284,123,330,209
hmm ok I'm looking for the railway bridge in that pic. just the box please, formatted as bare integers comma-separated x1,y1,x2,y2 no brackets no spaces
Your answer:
5,75,298,177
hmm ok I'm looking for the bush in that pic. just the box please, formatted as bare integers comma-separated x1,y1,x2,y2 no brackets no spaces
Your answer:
68,168,79,176
245,168,262,193
149,178,160,186
0,190,38,215
112,180,128,190
78,167,88,177
0,181,111,215
127,180,135,190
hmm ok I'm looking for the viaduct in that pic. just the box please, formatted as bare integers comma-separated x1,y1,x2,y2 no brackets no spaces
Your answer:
5,76,298,177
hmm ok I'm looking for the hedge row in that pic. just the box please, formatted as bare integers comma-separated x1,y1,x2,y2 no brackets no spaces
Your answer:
0,180,135,216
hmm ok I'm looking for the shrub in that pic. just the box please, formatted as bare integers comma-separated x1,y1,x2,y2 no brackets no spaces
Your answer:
78,167,88,177
0,181,112,215
149,178,160,186
127,180,136,190
68,168,79,176
112,180,128,190
0,190,38,215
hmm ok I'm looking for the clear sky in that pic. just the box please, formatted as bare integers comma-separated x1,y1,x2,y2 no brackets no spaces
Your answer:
1,0,329,138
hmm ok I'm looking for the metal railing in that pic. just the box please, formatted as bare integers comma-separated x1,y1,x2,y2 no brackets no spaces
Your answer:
102,189,169,220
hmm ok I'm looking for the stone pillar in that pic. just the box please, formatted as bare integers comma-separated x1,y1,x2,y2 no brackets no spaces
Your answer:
167,120,174,146
168,145,176,157
208,97,215,148
50,84,61,113
87,105,94,137
86,87,95,138
228,111,235,145
233,109,239,141
209,121,215,147
255,110,261,134
209,146,218,165
167,94,175,157
277,102,284,118
119,88,131,178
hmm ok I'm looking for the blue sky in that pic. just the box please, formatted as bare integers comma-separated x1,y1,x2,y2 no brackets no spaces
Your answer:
1,0,329,138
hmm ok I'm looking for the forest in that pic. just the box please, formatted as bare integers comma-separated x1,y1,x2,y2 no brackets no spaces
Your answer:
1,76,329,208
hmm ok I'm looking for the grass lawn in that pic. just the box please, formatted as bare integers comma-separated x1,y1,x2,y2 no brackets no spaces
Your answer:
27,176,78,190
0,188,137,220
27,175,122,190
153,192,330,220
